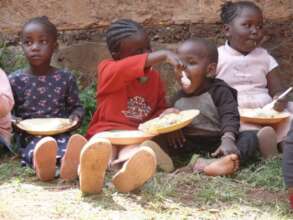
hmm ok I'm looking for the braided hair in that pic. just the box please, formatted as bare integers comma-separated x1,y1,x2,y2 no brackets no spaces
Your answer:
220,1,262,24
21,16,58,41
106,19,144,55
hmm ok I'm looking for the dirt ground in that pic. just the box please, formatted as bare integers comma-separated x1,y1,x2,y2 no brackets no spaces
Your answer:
0,155,291,220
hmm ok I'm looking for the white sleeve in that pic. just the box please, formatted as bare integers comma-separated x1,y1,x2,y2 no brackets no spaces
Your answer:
267,52,278,73
0,69,14,117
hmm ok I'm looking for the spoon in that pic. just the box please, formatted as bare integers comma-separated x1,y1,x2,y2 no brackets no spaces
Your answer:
263,87,293,110
181,71,191,87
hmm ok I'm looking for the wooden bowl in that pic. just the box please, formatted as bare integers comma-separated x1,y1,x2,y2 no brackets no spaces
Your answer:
239,108,290,125
16,118,77,136
94,130,155,145
139,109,200,134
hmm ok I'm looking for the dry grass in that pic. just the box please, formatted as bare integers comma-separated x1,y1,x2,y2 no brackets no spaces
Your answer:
0,155,291,220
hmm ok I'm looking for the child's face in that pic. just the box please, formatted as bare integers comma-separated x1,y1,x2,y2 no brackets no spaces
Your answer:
176,41,215,94
225,7,263,54
21,22,57,67
115,31,151,60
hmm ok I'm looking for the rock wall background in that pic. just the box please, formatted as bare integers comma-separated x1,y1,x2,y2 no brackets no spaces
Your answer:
0,0,292,98
1,0,292,33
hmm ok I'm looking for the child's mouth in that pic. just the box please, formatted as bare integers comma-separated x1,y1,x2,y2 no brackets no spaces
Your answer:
181,71,191,89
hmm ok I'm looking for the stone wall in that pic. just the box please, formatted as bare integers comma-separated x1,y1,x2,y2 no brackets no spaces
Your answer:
0,0,292,33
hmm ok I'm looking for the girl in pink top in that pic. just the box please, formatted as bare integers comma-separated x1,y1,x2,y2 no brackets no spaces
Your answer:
216,1,291,150
0,68,14,148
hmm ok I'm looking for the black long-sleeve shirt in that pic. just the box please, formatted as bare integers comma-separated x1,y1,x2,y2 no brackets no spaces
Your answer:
171,78,240,137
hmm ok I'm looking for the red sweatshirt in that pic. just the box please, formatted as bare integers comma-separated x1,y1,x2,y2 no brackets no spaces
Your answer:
86,53,167,138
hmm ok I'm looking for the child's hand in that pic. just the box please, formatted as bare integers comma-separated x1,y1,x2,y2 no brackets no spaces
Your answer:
160,108,180,117
273,97,288,112
211,132,239,157
69,113,81,125
11,116,23,132
146,50,185,70
11,116,22,125
165,130,186,149
165,51,186,70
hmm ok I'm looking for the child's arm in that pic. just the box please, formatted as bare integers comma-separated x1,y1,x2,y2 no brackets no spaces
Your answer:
0,69,14,118
145,50,184,69
267,67,288,111
66,73,85,126
211,132,240,157
98,51,184,95
211,83,240,156
161,91,186,149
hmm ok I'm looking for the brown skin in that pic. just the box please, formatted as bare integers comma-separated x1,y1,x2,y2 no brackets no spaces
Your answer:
111,30,185,70
21,22,58,76
224,7,286,111
20,22,80,124
162,40,239,157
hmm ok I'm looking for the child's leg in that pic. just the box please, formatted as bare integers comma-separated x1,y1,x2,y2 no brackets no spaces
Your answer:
33,137,57,181
272,115,292,144
181,137,239,176
111,144,140,165
257,127,278,159
79,136,112,194
60,134,87,180
108,145,119,169
112,146,156,193
141,140,174,172
282,122,293,209
235,130,259,164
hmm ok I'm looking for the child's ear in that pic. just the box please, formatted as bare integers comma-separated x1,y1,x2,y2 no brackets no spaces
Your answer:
206,63,217,78
111,51,120,60
223,24,231,38
54,41,59,51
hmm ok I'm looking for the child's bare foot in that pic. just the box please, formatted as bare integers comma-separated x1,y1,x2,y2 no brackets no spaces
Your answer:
193,158,210,173
257,126,277,159
79,136,112,194
112,147,156,193
60,134,87,181
203,154,239,176
33,137,57,181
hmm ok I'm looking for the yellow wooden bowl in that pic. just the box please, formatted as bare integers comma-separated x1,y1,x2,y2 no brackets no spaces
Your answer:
94,130,155,145
239,108,290,125
16,118,77,136
139,109,200,134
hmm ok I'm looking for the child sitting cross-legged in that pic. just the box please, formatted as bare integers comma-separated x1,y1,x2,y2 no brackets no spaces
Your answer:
79,19,184,194
217,1,291,153
158,38,261,176
9,17,86,182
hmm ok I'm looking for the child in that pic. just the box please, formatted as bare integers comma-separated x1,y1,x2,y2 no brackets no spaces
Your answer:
0,68,14,150
9,17,86,181
80,19,184,194
159,38,260,176
216,1,291,151
283,123,293,209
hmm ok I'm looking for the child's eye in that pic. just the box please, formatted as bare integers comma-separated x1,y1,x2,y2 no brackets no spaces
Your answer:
256,25,263,30
242,23,251,28
23,40,32,46
186,59,197,65
40,40,48,44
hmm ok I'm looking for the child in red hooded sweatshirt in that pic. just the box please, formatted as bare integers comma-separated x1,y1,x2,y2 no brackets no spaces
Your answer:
80,19,184,194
